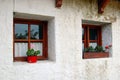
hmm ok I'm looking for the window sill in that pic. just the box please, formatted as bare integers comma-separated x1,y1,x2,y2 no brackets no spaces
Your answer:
83,52,109,59
13,60,55,66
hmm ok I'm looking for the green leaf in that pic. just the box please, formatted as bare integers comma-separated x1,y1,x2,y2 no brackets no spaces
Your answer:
26,49,40,56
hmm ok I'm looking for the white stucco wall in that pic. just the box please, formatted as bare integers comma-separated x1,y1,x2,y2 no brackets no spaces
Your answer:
0,0,120,80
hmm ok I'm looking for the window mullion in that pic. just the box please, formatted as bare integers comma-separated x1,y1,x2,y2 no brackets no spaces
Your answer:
84,27,87,48
42,22,48,58
87,26,89,47
100,28,102,46
28,24,30,49
13,22,15,61
97,28,102,46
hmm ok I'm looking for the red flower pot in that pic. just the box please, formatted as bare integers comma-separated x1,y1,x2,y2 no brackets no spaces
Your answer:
27,56,37,63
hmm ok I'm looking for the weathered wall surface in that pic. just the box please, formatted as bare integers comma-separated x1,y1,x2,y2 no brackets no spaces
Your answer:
0,0,120,80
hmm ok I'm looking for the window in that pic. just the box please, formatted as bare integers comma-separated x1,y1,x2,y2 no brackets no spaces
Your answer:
13,18,48,61
82,24,102,49
82,24,109,59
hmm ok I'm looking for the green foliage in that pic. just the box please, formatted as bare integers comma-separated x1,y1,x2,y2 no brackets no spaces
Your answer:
15,29,39,39
30,29,39,39
26,49,40,56
84,46,104,52
84,46,95,52
95,45,105,52
88,46,95,52
34,50,40,56
84,48,89,52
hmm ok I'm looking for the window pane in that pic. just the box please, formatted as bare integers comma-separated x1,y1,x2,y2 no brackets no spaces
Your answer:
30,43,43,56
30,24,43,40
15,24,28,39
82,42,84,52
89,42,97,48
15,43,28,57
89,29,97,40
82,28,84,40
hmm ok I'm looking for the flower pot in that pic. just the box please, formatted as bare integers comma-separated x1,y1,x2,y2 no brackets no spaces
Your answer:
27,56,37,63
83,52,109,59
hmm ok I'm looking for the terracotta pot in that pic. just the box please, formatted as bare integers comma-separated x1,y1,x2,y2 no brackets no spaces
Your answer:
83,52,109,59
27,56,37,63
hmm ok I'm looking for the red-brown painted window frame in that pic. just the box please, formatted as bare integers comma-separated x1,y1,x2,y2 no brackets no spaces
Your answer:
82,24,102,48
82,24,109,59
13,18,48,61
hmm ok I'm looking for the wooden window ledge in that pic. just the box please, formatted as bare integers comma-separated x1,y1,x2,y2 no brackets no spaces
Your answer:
83,52,109,59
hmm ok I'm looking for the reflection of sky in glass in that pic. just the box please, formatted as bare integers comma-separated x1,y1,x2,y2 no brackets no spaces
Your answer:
15,24,28,39
30,24,43,39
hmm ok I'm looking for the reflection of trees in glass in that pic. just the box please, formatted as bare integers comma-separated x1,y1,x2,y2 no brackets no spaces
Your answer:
82,28,84,40
30,29,39,39
15,29,39,39
15,30,28,39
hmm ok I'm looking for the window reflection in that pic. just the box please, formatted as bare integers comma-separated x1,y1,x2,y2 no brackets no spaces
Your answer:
30,24,43,39
89,42,97,48
15,24,28,39
82,28,84,40
89,29,97,40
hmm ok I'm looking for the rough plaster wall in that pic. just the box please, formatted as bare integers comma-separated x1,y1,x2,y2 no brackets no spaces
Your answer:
0,0,13,65
48,18,56,61
0,0,120,80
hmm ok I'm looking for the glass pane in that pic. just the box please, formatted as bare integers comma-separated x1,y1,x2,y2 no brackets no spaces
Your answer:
15,43,28,57
89,42,97,48
82,28,84,40
82,42,84,52
30,24,43,39
89,29,97,40
30,43,43,56
15,24,28,39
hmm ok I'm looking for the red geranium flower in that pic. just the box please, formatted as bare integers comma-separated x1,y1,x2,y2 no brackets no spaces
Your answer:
105,45,109,49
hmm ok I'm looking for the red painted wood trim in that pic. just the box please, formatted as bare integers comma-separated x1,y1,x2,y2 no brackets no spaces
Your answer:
98,0,110,14
82,24,102,48
14,56,47,62
14,39,44,43
13,18,48,61
28,23,30,49
42,21,48,59
56,0,62,8
13,20,15,61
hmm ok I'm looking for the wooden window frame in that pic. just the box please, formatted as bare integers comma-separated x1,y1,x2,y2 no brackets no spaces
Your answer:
82,24,102,48
13,18,48,61
82,24,109,59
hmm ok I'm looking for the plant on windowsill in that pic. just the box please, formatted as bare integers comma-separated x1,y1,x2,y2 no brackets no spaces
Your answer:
83,46,109,59
26,45,40,63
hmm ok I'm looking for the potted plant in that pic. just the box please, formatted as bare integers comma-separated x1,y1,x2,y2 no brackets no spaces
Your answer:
26,48,40,63
83,46,109,59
